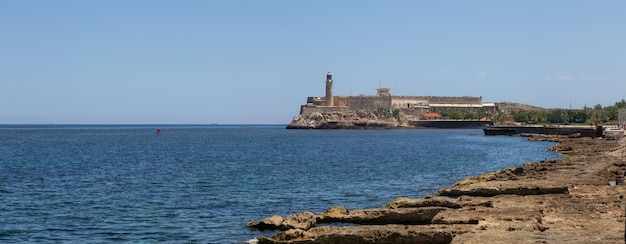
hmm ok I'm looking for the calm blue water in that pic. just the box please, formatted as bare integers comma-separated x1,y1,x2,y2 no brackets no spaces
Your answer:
0,125,561,243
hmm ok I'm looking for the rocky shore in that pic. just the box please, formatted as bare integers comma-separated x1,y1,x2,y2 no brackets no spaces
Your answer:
286,111,401,129
248,135,626,243
286,111,491,129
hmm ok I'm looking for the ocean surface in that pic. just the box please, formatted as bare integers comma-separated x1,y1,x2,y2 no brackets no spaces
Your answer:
0,125,562,243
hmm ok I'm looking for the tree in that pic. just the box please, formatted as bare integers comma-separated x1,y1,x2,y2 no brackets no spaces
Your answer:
493,111,513,124
514,111,529,123
464,112,478,120
547,109,568,124
442,110,462,120
529,110,547,124
591,109,610,124
568,110,588,124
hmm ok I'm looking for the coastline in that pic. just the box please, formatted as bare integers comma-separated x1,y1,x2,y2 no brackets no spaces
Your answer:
249,135,626,243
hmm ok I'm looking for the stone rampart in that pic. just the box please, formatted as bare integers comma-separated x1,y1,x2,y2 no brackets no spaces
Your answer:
306,97,325,106
306,95,483,111
334,96,391,112
391,98,429,109
429,107,495,115
300,105,351,116
401,96,482,104
391,96,482,109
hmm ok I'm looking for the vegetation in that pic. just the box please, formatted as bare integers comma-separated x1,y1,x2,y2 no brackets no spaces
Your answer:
508,99,626,125
392,109,400,121
418,99,626,125
438,108,492,120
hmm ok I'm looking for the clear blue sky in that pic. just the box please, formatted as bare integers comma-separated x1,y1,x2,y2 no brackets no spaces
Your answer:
1,1,624,124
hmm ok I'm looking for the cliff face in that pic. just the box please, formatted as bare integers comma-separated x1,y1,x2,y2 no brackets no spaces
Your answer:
286,110,401,129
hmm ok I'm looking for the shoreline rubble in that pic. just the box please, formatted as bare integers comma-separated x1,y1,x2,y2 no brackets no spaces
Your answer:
249,135,626,243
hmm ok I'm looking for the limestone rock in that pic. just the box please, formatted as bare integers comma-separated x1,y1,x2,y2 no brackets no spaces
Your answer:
320,206,348,220
258,225,454,244
282,211,317,230
319,207,446,225
387,197,462,209
286,110,401,129
247,215,284,231
387,197,493,209
253,137,626,243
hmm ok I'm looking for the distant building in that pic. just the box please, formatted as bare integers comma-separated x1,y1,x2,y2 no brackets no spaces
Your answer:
421,113,442,120
299,72,496,119
376,88,391,97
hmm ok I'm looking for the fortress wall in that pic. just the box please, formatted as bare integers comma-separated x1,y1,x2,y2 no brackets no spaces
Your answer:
307,97,325,106
397,107,424,116
300,105,350,115
428,106,494,115
391,98,429,109
335,96,392,112
299,95,486,116
393,96,482,104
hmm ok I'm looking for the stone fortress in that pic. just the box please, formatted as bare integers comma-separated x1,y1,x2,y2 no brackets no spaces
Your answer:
287,72,540,129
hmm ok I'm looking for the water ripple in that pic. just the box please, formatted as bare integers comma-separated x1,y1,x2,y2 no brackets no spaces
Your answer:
0,127,560,243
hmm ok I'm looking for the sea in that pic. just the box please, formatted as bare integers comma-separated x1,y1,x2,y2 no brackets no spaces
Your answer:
0,125,562,243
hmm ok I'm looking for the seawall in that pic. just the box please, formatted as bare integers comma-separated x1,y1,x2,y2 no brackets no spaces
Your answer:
483,125,603,138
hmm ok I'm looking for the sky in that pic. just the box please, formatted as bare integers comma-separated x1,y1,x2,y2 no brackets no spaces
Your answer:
1,1,625,124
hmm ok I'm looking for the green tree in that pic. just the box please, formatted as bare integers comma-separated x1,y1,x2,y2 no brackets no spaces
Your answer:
591,109,610,124
514,111,529,123
547,109,568,124
529,110,547,124
464,112,478,120
568,110,588,124
493,111,513,124
442,110,462,120
606,105,619,121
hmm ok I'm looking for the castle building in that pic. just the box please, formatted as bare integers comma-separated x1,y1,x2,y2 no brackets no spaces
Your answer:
298,72,496,117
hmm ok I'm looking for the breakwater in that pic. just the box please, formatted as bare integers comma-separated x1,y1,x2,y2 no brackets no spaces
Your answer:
483,125,603,138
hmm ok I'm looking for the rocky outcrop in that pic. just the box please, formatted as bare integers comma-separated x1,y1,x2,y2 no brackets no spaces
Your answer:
251,136,626,243
247,215,284,231
286,111,400,129
248,206,447,232
386,196,492,209
318,207,447,225
257,225,455,244
282,212,317,230
248,212,317,231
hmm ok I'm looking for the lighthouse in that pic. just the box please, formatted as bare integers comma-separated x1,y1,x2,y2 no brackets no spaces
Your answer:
325,72,333,106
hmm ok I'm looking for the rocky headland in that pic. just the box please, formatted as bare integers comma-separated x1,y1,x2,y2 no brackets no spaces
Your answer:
286,110,401,129
248,135,626,243
286,110,492,129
